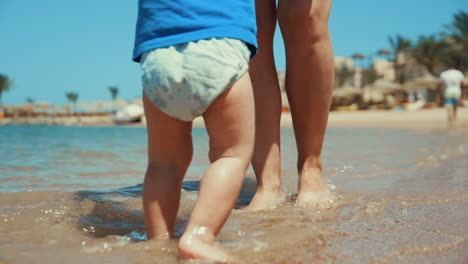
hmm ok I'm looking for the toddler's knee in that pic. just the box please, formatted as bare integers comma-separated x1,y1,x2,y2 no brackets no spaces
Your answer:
145,161,187,186
208,144,253,165
147,152,192,175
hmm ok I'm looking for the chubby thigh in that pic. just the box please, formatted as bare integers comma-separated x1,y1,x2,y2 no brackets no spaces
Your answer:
140,38,250,121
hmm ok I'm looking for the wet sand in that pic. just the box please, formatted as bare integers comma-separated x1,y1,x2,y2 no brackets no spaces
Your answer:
1,112,467,263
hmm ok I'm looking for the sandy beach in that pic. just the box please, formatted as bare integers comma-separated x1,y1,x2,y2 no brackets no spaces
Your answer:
2,108,468,134
327,108,468,130
191,108,468,130
2,108,468,131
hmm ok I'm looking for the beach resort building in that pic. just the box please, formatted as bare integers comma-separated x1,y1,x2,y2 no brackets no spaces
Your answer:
373,58,396,82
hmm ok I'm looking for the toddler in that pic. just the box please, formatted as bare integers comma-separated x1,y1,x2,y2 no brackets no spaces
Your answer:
132,0,257,261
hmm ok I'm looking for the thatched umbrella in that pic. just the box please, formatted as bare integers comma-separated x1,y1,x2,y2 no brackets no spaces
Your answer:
332,86,363,109
363,79,404,105
402,73,441,105
371,79,404,93
402,73,440,92
332,86,363,99
363,87,384,103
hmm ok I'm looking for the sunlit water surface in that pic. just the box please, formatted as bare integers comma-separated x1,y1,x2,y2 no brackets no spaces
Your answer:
0,125,467,263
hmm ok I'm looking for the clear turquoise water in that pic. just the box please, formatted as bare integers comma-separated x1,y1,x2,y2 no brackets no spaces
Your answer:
0,125,464,193
1,125,213,192
0,125,467,263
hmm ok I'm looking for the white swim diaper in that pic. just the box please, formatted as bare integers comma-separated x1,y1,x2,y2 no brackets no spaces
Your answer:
140,38,250,121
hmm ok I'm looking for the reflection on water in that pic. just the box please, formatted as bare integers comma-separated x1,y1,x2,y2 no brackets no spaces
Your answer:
0,125,467,263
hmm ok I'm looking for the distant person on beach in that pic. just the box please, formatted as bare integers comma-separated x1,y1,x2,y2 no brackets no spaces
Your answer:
247,0,335,210
132,0,257,262
440,67,465,123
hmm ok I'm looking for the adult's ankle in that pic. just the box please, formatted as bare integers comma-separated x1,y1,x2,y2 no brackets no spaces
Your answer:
297,156,323,173
256,178,283,193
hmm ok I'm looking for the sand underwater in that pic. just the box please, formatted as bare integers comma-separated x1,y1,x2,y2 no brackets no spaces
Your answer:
0,125,467,263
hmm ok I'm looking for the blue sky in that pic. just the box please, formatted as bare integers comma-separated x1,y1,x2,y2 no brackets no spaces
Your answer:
0,0,466,106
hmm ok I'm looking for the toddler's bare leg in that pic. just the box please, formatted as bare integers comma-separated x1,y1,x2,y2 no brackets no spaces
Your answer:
278,0,335,208
178,73,255,262
247,0,286,211
143,94,193,239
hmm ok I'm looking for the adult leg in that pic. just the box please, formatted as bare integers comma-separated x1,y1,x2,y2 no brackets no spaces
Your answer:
453,102,458,121
178,73,255,261
142,94,193,239
278,0,335,208
248,0,285,211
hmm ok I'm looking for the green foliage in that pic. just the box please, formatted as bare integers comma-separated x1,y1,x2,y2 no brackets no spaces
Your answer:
65,92,79,103
361,65,380,87
388,34,412,61
335,64,355,87
446,11,468,39
388,34,412,83
0,74,13,105
108,86,119,100
411,35,446,75
442,11,468,71
351,53,365,68
65,92,79,113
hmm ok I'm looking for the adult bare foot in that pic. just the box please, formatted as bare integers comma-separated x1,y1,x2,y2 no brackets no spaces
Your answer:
245,189,286,211
178,228,231,263
296,168,335,209
296,188,335,209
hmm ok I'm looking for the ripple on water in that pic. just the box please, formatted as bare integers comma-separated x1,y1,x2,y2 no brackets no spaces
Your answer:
0,126,467,263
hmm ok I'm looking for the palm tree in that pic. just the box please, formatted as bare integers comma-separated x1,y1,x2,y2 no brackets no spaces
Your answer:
388,34,412,83
361,65,380,87
0,74,13,106
411,35,445,75
108,86,119,112
65,92,79,113
442,11,468,71
377,49,392,60
352,53,365,68
446,11,468,41
335,64,355,88
26,97,34,104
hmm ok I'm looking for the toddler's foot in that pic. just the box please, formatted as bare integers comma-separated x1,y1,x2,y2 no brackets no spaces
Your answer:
178,229,231,263
245,189,286,211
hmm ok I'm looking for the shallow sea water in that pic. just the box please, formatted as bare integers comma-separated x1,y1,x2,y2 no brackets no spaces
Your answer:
0,125,467,263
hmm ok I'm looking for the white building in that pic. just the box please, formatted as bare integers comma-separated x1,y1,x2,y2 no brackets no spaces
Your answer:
373,58,395,81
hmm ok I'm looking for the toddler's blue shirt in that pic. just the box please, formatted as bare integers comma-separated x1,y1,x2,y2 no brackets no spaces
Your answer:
133,0,258,62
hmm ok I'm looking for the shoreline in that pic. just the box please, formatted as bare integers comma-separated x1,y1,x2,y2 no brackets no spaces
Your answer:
326,108,468,130
1,108,468,130
198,108,468,130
